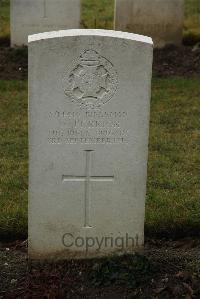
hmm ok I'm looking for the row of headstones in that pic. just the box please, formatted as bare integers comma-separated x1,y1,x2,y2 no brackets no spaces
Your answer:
11,0,184,48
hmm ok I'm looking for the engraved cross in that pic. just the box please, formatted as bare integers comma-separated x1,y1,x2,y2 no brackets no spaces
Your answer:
62,150,114,228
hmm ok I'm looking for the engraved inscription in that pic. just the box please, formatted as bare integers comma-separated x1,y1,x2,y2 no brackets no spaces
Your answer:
63,50,118,109
48,110,129,144
62,150,114,227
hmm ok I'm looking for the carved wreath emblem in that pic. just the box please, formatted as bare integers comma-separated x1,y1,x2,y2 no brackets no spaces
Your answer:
63,50,118,109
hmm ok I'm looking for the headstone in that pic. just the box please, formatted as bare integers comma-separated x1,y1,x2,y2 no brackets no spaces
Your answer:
10,0,80,47
28,29,153,259
114,0,184,48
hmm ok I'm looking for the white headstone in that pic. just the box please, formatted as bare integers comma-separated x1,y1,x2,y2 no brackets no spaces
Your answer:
28,29,153,259
10,0,80,47
114,0,184,48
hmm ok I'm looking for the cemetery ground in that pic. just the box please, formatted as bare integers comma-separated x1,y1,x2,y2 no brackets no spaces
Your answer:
0,1,200,298
0,66,199,298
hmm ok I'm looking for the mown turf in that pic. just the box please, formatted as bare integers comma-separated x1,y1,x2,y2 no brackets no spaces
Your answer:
0,80,28,239
81,0,114,29
0,77,199,239
0,0,9,40
184,0,200,43
146,76,200,238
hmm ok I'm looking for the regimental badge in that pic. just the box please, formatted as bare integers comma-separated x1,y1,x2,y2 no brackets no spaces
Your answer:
63,50,118,109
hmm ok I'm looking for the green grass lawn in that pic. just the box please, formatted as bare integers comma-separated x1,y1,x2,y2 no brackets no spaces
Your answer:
81,0,114,29
0,81,28,239
0,77,199,240
0,0,10,39
147,77,200,237
184,0,200,42
0,0,200,42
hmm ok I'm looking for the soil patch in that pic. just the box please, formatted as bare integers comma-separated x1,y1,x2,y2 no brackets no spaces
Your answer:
0,43,200,80
0,238,199,298
0,46,27,80
153,44,200,77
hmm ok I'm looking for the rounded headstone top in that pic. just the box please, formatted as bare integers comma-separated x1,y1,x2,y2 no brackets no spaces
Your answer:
28,29,153,45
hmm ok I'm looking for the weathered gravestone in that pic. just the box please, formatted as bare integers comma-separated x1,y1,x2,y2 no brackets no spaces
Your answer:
28,29,153,259
114,0,184,48
10,0,80,47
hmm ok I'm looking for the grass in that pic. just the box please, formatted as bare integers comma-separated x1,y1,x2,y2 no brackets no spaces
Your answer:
146,77,200,238
0,0,9,40
81,0,114,29
0,80,28,239
0,0,200,43
0,77,199,240
184,0,200,43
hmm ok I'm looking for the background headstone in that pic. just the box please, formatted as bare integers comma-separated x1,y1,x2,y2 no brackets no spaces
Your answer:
114,0,184,48
10,0,80,47
28,29,153,259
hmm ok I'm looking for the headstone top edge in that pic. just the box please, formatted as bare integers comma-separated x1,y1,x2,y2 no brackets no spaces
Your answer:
28,29,153,45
